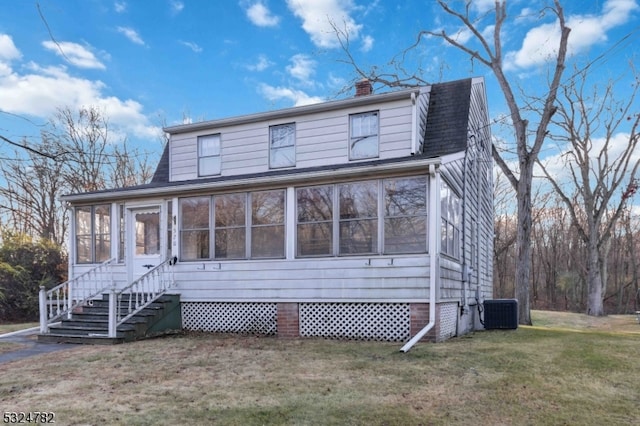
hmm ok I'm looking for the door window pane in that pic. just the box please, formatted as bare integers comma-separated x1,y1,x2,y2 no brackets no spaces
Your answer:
135,211,160,255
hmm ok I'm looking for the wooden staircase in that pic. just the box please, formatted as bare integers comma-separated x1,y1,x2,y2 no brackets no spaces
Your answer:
38,293,181,345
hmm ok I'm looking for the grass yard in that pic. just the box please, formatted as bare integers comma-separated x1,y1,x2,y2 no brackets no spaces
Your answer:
1,311,639,425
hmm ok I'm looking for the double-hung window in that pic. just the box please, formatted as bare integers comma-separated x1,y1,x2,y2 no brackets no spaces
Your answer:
349,111,378,160
198,134,221,176
75,204,111,263
441,181,461,258
270,123,295,168
251,190,286,258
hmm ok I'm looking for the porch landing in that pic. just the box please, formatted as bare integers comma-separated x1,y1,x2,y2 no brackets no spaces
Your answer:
38,294,181,345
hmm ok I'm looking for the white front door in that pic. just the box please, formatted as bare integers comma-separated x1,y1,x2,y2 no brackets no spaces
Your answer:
128,206,162,282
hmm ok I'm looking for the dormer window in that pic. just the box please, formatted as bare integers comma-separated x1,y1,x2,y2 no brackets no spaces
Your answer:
270,123,296,168
198,134,221,176
349,111,378,160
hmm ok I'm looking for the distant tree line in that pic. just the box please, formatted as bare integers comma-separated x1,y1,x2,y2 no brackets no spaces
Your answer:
0,105,160,321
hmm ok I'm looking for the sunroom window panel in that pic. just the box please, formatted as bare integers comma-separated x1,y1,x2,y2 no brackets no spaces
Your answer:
251,190,285,258
181,230,210,260
180,197,210,261
214,193,246,259
76,235,92,263
383,177,427,254
339,180,378,255
384,216,427,254
215,228,246,259
339,219,378,255
297,223,332,256
252,225,285,258
296,185,333,257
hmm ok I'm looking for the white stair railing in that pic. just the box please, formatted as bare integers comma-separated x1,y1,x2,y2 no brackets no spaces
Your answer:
108,257,177,338
39,258,116,334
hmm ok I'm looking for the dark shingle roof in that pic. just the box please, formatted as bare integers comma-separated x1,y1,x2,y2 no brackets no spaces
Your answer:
421,78,472,158
150,142,170,184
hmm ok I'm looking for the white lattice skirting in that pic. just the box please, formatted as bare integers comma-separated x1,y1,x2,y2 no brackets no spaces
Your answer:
299,302,410,342
181,301,460,342
438,303,459,341
182,302,277,335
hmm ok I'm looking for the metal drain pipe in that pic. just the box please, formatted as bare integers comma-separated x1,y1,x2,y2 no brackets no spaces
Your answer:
400,163,439,352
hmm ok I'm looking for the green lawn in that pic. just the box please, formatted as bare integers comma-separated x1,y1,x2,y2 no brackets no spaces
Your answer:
1,312,638,425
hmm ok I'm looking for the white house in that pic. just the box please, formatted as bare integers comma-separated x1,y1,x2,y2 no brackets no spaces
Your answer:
39,77,494,347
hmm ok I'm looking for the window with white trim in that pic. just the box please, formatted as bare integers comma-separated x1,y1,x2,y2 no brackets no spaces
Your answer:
75,204,111,264
198,134,221,176
295,176,428,257
270,123,295,168
441,180,461,258
349,111,379,160
179,190,286,261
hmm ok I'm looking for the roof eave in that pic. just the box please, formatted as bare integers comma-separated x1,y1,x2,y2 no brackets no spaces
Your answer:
62,156,441,204
163,88,421,135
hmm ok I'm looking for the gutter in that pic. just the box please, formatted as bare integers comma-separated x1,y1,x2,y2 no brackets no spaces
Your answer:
400,163,440,352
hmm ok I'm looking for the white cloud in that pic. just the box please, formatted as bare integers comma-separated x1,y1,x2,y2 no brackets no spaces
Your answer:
0,43,157,140
286,53,316,82
258,83,323,106
114,1,127,13
286,0,362,48
0,34,21,62
245,1,280,27
180,41,202,53
42,41,106,70
360,34,374,52
505,0,639,70
170,0,185,14
247,54,273,71
117,27,145,45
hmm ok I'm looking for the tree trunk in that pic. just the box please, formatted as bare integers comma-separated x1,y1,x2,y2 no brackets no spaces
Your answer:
515,163,533,325
586,238,605,316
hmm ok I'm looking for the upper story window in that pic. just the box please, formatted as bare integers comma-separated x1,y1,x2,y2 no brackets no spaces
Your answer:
75,204,111,264
441,180,462,259
349,111,379,160
270,123,296,168
198,134,221,176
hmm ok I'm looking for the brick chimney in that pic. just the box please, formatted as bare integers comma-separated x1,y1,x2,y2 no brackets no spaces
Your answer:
355,79,373,97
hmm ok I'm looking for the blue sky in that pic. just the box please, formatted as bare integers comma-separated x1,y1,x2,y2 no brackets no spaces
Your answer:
0,0,639,161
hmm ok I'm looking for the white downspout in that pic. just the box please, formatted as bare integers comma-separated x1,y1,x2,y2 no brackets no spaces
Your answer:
401,163,440,352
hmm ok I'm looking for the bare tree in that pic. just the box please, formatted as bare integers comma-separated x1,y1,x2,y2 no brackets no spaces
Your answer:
335,1,570,324
537,67,640,316
0,136,68,245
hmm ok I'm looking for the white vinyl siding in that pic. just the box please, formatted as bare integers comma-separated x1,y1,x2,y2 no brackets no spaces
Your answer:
169,99,414,182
